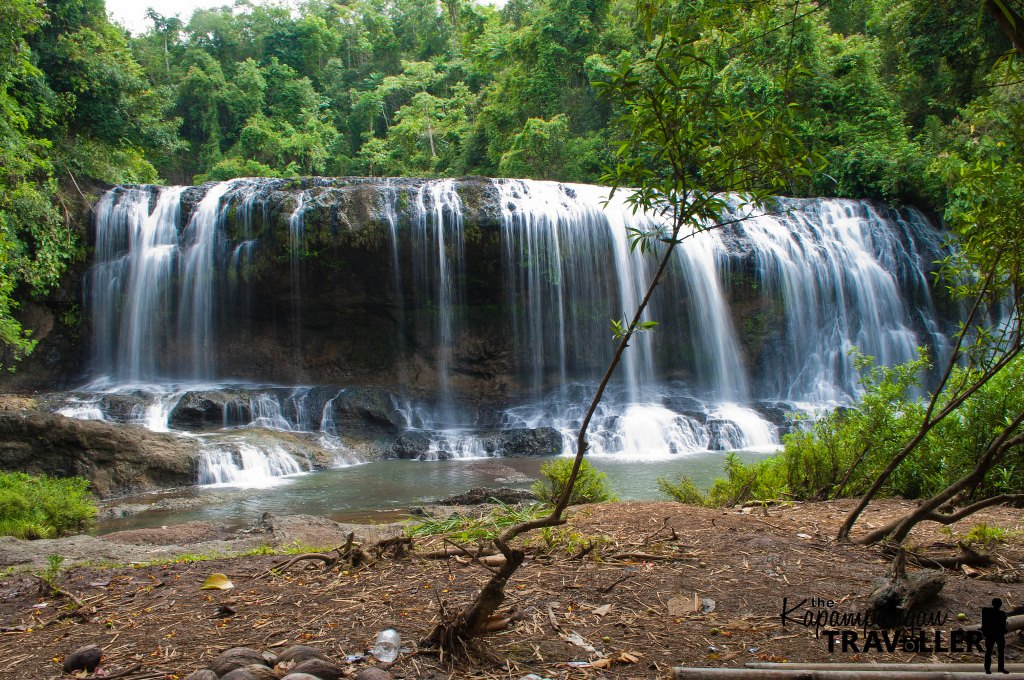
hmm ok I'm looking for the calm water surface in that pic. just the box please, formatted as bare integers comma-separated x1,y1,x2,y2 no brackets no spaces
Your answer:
98,452,773,533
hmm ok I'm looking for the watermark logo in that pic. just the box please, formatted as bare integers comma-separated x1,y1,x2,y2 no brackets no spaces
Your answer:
780,594,1013,673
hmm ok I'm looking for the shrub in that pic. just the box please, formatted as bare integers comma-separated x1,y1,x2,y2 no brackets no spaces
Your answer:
406,502,548,542
0,472,96,539
531,458,617,506
657,475,706,505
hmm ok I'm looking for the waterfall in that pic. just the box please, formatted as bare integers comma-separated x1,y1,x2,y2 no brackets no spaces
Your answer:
89,186,184,383
88,180,267,384
82,177,952,462
736,199,940,403
410,180,465,423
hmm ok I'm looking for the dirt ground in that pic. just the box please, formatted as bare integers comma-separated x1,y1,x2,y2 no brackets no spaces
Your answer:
1,499,1023,680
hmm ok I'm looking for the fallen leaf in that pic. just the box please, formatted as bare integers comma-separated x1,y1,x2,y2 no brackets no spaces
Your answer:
200,573,234,590
796,533,812,539
667,596,691,616
592,604,611,617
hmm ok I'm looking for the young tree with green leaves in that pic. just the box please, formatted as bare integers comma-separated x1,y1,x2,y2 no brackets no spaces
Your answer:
421,0,814,652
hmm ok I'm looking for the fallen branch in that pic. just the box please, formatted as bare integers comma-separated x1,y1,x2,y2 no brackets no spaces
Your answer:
32,575,86,608
608,551,695,561
375,535,413,559
597,573,636,594
264,552,338,576
418,546,499,559
964,614,1024,633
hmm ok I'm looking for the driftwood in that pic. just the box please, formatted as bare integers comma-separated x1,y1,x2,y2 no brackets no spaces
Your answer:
261,533,373,577
880,540,991,569
375,535,413,559
867,548,945,614
419,546,499,559
964,614,1024,633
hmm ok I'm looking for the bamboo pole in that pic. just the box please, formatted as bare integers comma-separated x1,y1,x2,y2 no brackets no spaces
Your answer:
673,669,1013,680
746,662,1024,672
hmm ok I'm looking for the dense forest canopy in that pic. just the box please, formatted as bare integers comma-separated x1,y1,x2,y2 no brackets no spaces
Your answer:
0,0,1020,364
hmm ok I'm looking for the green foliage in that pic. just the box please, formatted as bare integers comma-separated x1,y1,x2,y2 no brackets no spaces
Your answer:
960,522,1017,546
0,472,96,539
687,351,1024,508
41,554,65,584
657,475,705,505
405,502,549,542
530,525,613,556
532,458,617,506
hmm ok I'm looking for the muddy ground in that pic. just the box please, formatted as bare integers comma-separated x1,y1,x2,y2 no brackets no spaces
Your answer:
1,499,1022,679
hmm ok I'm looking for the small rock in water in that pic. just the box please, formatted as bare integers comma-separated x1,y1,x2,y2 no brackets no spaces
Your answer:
63,644,102,674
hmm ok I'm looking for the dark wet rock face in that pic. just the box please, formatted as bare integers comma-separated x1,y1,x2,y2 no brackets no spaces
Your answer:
0,408,200,497
327,387,405,433
485,427,563,457
169,391,235,430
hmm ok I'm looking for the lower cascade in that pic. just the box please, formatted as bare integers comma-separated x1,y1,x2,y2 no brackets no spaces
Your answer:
62,177,952,486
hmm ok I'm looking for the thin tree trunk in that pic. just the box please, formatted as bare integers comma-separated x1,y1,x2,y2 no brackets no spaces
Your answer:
425,103,436,157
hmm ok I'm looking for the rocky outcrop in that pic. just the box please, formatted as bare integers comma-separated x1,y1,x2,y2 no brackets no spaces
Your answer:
390,430,441,460
168,391,236,430
0,407,200,497
0,512,404,569
327,386,405,433
485,427,563,456
438,486,537,505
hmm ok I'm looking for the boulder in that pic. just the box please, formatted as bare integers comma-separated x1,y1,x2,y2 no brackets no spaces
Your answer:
488,427,563,457
706,419,741,451
168,391,237,430
390,430,435,460
439,486,536,505
0,408,200,497
327,386,405,434
99,393,150,423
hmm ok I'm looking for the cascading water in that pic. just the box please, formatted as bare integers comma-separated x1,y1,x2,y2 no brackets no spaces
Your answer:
410,180,466,423
77,177,953,481
736,199,945,403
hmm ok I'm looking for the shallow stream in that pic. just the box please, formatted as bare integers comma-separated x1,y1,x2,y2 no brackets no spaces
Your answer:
98,452,771,534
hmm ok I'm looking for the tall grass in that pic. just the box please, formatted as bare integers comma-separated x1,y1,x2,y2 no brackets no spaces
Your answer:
0,472,96,539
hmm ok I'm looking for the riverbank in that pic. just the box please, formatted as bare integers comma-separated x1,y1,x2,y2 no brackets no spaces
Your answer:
1,500,1022,679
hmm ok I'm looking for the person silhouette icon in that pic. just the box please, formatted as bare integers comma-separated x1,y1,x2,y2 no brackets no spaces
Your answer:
982,598,1010,674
